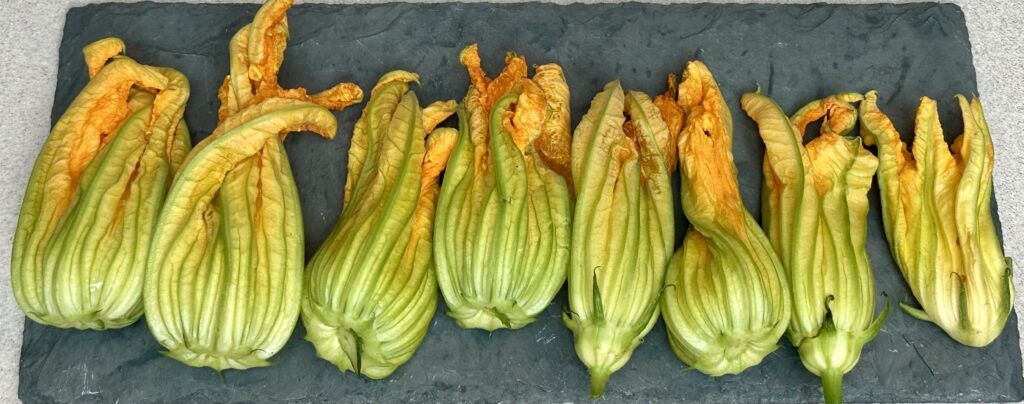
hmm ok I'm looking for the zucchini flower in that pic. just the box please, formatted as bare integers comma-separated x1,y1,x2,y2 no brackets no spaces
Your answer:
302,71,457,379
660,61,791,376
744,91,888,404
146,98,336,371
563,81,675,397
144,0,361,371
11,37,190,330
433,44,572,331
859,91,1012,347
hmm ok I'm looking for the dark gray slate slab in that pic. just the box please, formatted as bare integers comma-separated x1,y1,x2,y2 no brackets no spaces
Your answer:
20,2,1023,402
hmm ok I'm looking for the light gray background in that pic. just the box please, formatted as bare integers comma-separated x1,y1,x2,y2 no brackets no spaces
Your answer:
0,0,1020,402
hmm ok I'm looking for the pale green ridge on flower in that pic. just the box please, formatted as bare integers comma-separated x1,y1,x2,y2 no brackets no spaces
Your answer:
563,81,674,398
302,71,456,379
433,44,572,331
660,61,791,377
859,91,1012,347
744,91,888,404
11,37,189,330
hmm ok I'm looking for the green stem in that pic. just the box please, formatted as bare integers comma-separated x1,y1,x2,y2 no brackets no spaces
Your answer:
822,368,844,404
589,368,611,399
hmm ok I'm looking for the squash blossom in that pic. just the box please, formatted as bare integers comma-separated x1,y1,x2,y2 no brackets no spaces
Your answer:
744,91,888,404
144,0,362,371
302,71,457,379
11,37,190,330
563,81,675,398
433,44,572,331
859,91,1013,347
660,61,791,376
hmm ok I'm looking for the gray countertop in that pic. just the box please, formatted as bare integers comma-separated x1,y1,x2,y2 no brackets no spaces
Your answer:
0,0,1021,402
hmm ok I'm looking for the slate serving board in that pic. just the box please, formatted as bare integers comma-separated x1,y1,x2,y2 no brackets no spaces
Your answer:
19,2,1024,402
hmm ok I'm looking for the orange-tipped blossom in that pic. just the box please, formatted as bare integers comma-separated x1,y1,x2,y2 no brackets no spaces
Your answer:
746,91,887,404
860,91,1012,347
143,0,361,371
563,81,674,398
302,71,457,379
660,61,791,376
433,44,572,331
12,37,190,330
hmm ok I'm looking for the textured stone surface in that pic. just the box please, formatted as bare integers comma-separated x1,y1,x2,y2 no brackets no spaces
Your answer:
4,1,1024,402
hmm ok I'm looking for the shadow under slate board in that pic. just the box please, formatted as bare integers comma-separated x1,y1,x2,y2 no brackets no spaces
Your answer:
19,1,1023,402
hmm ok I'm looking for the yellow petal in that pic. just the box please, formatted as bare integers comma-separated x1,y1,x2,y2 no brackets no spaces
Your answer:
82,37,125,78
